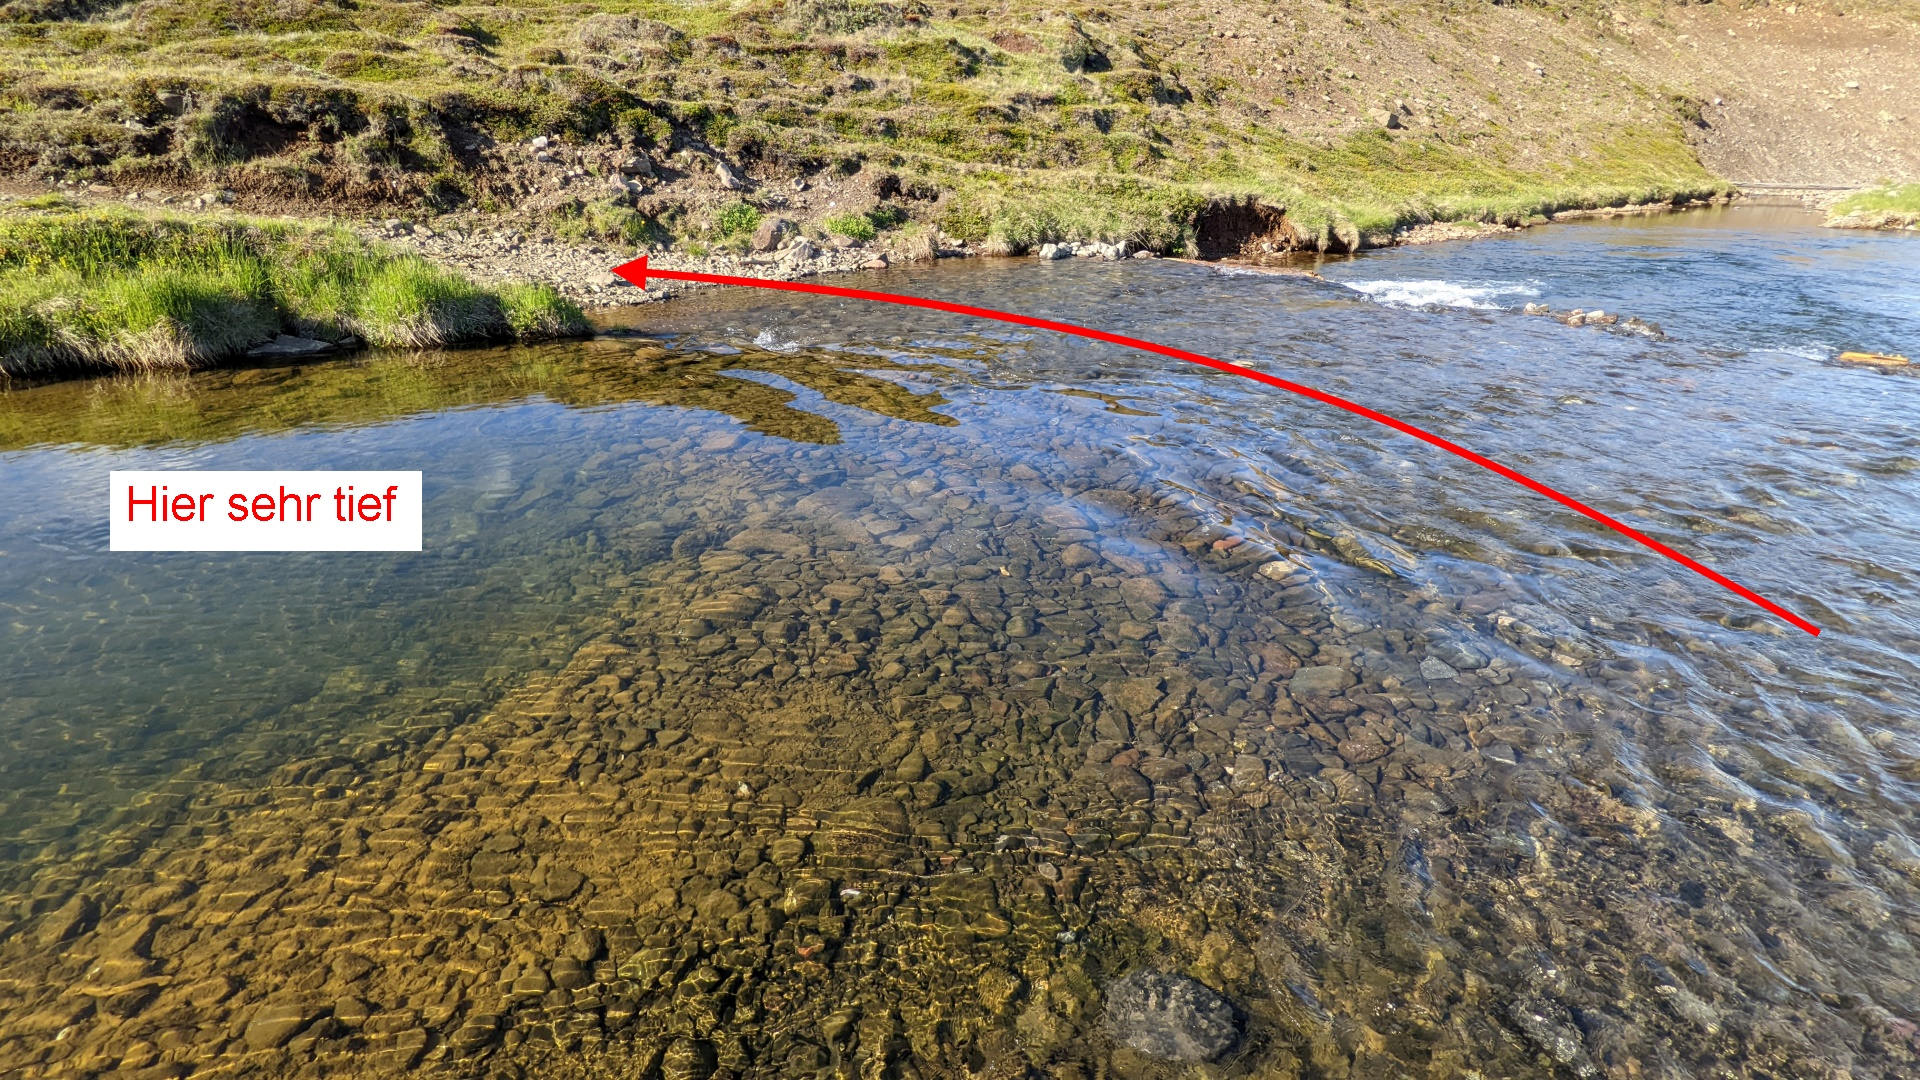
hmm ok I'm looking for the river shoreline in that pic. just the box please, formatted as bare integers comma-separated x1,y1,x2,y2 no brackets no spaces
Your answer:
0,192,1849,390
377,193,1743,312
301,189,1748,320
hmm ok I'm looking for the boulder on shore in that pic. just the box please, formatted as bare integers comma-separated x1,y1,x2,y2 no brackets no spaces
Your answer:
750,217,796,253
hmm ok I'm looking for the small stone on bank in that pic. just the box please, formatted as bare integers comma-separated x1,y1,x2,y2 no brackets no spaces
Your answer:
751,216,796,253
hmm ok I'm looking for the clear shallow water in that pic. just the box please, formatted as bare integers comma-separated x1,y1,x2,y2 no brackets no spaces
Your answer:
1322,206,1920,356
1,207,1917,1078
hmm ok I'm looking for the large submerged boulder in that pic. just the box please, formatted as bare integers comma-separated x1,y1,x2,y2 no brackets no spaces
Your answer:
1104,968,1242,1062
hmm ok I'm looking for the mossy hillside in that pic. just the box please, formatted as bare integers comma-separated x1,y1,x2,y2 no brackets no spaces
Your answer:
0,0,1738,249
918,123,1723,253
0,208,586,377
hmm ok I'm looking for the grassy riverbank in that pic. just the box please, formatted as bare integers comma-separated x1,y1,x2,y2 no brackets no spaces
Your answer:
1826,183,1920,231
0,207,585,378
0,1,1910,372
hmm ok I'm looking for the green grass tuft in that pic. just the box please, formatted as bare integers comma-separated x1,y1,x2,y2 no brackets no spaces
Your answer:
715,201,762,238
551,197,663,246
1827,183,1920,230
498,282,586,339
823,213,877,242
0,208,587,379
823,205,910,243
1831,183,1920,216
355,259,504,348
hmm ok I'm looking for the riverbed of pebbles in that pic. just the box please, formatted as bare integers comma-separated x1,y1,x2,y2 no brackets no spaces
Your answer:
1,339,1913,1080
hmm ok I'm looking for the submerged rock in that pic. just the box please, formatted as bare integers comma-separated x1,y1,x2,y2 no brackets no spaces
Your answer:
1106,764,1153,803
248,334,337,358
1104,968,1242,1062
1507,996,1600,1077
35,892,97,946
1289,665,1355,696
1837,350,1910,368
244,999,328,1051
662,1037,716,1080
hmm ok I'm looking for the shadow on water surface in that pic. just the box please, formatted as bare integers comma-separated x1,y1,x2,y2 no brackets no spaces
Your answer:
0,337,962,451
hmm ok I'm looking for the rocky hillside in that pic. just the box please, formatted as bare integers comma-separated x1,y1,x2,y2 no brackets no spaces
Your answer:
0,0,1913,257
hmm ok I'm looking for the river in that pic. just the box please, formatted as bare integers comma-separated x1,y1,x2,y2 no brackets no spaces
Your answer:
1,205,1916,1078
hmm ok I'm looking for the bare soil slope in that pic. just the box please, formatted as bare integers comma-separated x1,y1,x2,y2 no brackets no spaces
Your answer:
1660,3,1920,184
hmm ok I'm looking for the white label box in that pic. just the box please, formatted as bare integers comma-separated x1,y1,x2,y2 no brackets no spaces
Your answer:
109,471,423,551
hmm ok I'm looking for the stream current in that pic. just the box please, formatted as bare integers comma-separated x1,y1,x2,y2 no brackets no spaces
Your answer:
1,206,1917,1079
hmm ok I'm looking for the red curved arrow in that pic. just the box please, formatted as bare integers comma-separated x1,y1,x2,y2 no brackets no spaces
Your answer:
612,256,1821,636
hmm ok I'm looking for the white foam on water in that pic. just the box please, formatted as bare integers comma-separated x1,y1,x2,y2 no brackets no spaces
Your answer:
1778,344,1835,363
752,329,801,351
1341,278,1541,310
